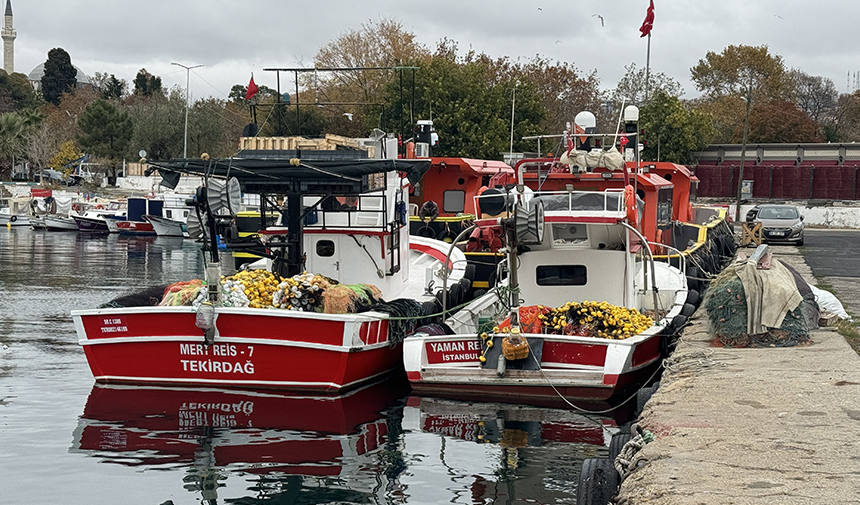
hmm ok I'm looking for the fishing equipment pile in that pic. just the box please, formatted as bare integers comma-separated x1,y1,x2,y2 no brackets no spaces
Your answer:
493,301,653,339
703,262,809,347
152,270,385,315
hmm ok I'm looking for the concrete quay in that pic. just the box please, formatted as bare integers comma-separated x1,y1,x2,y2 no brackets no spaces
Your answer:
615,249,860,504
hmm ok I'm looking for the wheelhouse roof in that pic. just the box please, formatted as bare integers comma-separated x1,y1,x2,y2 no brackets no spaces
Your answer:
148,157,431,195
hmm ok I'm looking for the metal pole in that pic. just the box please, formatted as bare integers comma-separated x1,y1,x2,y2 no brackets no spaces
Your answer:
645,34,651,102
735,88,752,222
171,62,203,158
510,82,517,155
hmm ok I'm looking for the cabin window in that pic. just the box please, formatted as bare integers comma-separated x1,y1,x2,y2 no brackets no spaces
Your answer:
316,240,335,257
443,190,466,213
657,187,672,226
165,209,173,219
536,265,587,286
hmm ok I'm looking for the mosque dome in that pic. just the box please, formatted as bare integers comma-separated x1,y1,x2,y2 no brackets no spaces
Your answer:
27,62,92,89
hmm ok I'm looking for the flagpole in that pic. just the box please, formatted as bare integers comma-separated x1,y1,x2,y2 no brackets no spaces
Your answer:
645,33,651,102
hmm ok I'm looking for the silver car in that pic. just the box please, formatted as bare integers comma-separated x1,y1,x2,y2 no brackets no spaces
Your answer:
753,204,804,245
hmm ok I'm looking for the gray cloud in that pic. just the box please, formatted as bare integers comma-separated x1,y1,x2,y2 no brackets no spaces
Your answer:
10,0,860,108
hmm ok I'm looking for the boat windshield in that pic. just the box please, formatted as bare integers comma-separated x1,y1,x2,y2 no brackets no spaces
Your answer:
533,192,623,213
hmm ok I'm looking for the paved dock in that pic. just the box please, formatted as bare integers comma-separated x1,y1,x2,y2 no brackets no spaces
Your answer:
616,248,860,504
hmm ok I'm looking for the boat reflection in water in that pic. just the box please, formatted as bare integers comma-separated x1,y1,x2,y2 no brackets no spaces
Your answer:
71,379,410,503
400,396,636,504
71,380,635,503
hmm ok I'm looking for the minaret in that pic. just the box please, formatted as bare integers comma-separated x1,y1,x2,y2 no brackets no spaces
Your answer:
1,0,14,74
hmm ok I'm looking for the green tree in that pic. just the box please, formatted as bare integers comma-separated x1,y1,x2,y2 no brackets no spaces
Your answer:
187,97,243,158
133,69,163,97
382,41,543,159
41,48,78,105
0,112,26,179
639,92,715,164
0,70,41,112
77,99,133,183
128,87,185,160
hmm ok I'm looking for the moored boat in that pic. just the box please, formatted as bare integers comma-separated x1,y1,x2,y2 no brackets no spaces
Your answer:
44,214,79,231
403,185,690,406
72,155,467,393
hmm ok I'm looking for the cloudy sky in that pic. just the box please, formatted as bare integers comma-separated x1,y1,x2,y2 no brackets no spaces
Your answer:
11,0,860,107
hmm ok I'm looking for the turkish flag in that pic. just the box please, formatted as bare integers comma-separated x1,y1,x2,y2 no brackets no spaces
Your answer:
245,74,259,100
639,0,654,37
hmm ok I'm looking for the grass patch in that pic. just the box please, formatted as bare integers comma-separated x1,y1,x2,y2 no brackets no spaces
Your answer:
835,319,860,355
810,276,859,355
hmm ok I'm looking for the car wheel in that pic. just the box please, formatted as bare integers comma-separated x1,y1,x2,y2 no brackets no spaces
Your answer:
797,239,804,246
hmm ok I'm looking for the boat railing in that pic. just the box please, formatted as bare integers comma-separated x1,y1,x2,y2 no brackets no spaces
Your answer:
302,191,392,230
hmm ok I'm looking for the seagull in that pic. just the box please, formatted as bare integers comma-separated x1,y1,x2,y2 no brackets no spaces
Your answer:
556,40,563,44
592,13,604,27
538,7,542,10
774,14,783,19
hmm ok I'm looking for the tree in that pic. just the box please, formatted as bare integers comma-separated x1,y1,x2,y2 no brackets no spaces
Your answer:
49,139,82,175
639,92,715,164
691,45,788,101
0,70,41,112
381,41,543,159
743,100,823,143
187,97,243,158
77,99,133,184
128,86,185,161
41,48,78,106
0,112,26,179
313,17,431,135
609,62,683,109
790,70,838,124
133,69,163,97
691,45,788,220
92,72,127,100
516,56,603,140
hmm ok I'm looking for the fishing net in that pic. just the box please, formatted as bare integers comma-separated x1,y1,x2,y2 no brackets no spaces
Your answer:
703,267,809,347
159,279,204,306
321,283,383,314
99,285,170,308
371,298,426,344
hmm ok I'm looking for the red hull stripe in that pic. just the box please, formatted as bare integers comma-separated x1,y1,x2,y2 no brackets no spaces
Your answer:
631,334,661,367
410,242,453,269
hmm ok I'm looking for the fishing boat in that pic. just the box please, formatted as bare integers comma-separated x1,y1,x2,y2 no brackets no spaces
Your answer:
403,175,691,406
73,200,126,232
116,197,163,236
72,155,466,393
0,197,31,227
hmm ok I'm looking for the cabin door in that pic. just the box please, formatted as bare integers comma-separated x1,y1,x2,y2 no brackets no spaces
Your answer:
309,236,343,280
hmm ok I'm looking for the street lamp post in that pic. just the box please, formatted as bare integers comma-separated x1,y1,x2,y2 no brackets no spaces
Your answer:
171,62,203,158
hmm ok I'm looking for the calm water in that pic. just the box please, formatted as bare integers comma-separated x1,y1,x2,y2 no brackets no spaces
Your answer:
0,228,629,505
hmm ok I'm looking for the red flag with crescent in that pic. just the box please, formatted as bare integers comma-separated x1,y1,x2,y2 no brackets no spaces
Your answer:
245,74,259,100
640,0,654,37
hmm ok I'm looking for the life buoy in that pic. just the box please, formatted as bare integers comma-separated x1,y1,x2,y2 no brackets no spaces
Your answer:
9,215,17,222
624,185,638,227
94,204,104,210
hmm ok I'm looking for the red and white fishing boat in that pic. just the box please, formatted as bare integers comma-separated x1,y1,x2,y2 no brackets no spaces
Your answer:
404,160,690,406
72,156,465,393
